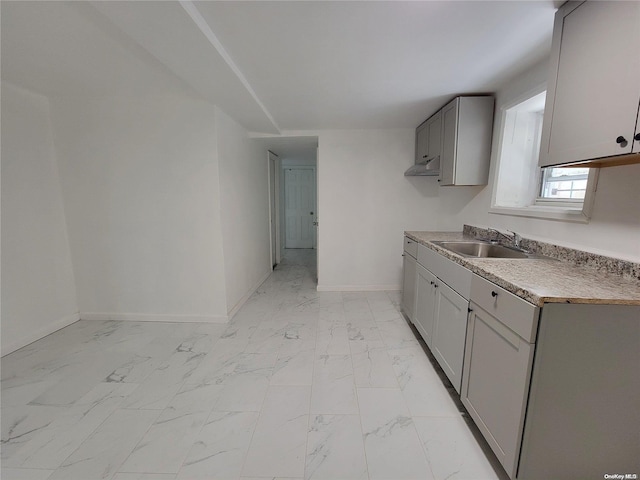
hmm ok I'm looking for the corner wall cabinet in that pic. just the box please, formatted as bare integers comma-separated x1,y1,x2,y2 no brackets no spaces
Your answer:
539,0,640,167
410,96,494,184
439,96,494,186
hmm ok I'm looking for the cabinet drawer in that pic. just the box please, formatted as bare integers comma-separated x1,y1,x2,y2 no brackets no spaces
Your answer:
470,274,539,342
404,237,418,259
418,244,472,299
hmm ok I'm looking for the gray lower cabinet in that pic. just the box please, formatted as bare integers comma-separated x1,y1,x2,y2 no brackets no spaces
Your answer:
462,274,539,478
401,237,418,322
517,303,640,480
412,244,472,393
402,253,417,323
461,302,535,479
414,263,437,347
431,281,469,393
462,274,640,480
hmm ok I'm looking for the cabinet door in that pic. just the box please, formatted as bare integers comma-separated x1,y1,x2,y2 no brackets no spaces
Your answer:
431,281,468,393
540,1,640,166
440,98,458,185
426,110,442,162
461,304,534,478
402,254,417,323
415,122,429,164
415,264,437,347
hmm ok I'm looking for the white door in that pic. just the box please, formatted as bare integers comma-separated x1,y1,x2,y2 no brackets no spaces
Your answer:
285,167,315,248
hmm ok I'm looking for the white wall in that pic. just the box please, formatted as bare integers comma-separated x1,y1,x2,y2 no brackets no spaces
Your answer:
215,107,272,315
1,82,79,354
441,59,640,262
50,95,229,321
317,129,441,290
313,58,640,292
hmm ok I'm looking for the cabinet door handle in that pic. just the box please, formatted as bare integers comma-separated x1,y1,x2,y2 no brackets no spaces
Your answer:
430,281,434,285
434,284,439,289
491,291,498,297
616,136,627,146
635,133,640,141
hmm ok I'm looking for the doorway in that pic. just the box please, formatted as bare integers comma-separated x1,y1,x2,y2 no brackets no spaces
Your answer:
284,166,317,249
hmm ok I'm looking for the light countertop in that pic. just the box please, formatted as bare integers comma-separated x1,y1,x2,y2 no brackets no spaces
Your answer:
405,231,640,307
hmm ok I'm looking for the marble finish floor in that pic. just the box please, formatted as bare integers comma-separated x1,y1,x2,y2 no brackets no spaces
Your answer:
1,249,505,480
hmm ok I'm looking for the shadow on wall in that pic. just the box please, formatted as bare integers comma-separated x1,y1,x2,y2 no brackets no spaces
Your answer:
404,175,440,199
438,185,487,217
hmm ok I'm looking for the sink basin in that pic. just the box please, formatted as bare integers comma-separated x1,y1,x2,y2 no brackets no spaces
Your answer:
432,241,529,259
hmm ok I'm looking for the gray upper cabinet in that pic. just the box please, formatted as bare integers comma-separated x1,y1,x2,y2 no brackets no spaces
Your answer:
415,110,442,167
539,1,640,167
440,96,494,186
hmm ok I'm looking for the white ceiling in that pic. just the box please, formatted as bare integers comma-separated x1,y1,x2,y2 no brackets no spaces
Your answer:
1,1,557,136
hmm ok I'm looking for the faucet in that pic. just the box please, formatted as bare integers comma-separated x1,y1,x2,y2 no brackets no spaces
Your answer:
488,228,522,249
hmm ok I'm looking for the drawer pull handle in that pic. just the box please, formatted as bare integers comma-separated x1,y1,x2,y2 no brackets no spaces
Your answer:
430,281,435,285
434,284,439,288
491,291,498,297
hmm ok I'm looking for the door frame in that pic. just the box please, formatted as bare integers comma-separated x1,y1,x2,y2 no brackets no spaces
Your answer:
268,151,281,268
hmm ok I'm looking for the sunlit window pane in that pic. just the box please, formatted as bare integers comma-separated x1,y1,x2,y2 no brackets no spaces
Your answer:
539,167,589,200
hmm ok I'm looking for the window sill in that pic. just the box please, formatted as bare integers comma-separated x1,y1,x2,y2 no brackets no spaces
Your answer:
489,204,591,223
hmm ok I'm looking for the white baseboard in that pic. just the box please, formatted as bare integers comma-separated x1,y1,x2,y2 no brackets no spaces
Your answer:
226,269,272,320
316,284,402,292
80,312,228,323
1,312,80,357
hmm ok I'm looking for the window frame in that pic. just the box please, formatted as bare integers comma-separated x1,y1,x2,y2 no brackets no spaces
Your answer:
489,84,599,224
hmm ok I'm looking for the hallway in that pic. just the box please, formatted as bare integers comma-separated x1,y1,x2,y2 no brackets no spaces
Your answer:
1,249,502,480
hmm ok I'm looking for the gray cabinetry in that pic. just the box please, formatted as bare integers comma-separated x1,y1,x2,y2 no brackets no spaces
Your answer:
461,301,536,478
401,237,418,323
440,96,494,186
461,274,539,478
431,281,468,392
415,110,442,168
539,0,640,167
413,243,472,393
517,304,640,480
415,263,437,347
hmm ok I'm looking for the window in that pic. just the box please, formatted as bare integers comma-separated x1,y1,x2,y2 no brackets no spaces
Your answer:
491,87,598,222
539,167,589,201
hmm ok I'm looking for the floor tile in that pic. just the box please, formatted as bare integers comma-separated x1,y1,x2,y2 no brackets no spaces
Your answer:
1,405,67,461
271,339,316,385
350,341,398,388
214,373,270,411
414,416,500,480
310,355,358,414
6,383,138,469
119,406,208,473
315,324,350,356
242,386,311,478
358,388,433,480
177,411,259,480
0,468,53,480
305,414,368,480
48,409,160,480
113,474,176,480
388,348,460,417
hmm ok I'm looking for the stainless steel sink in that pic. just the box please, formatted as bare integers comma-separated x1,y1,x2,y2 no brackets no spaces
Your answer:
432,241,529,259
